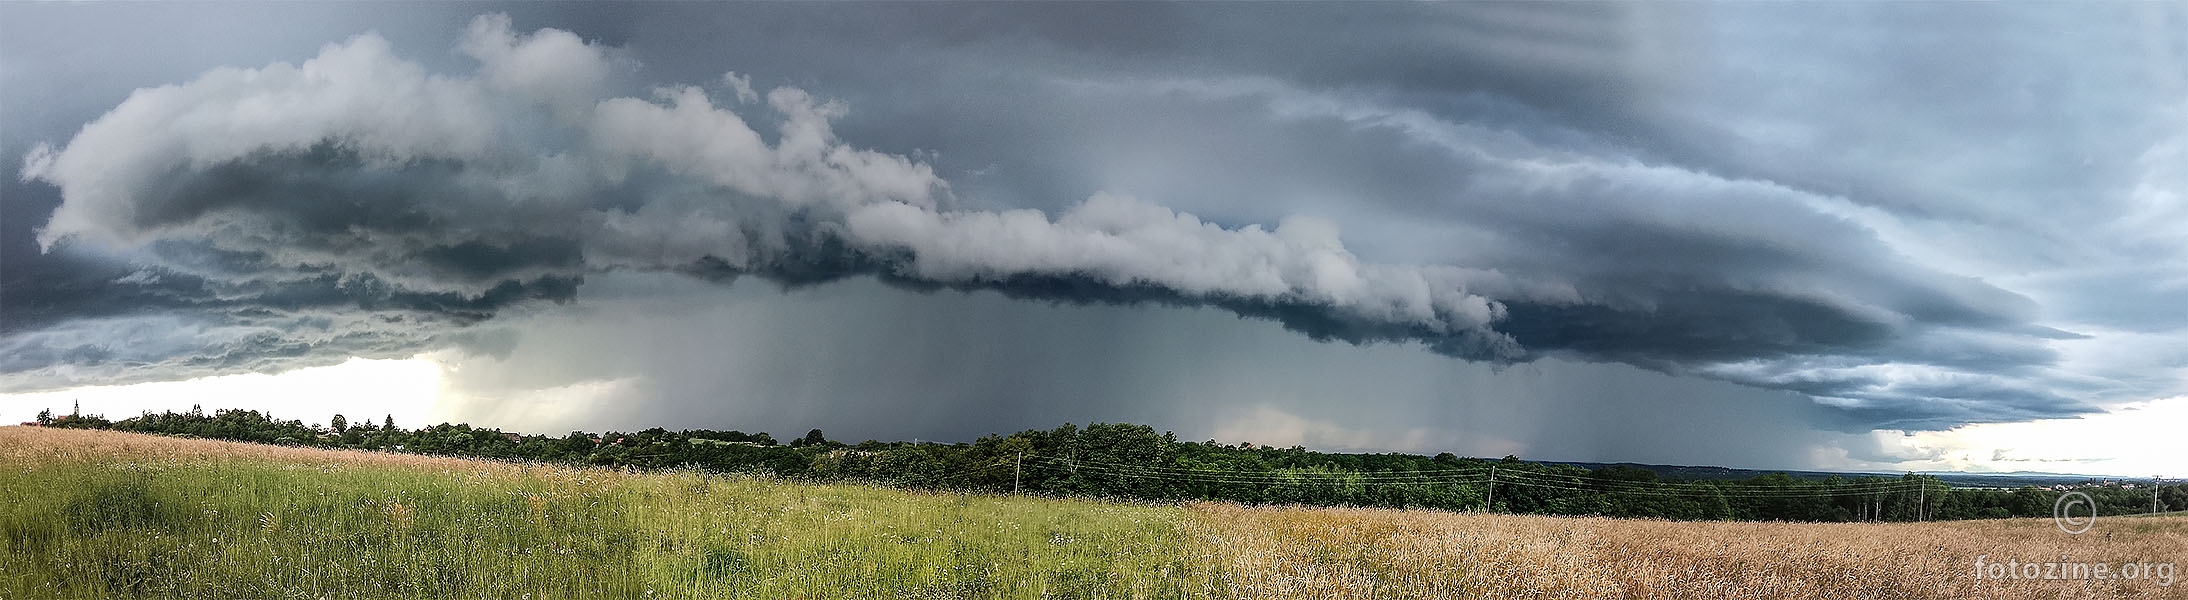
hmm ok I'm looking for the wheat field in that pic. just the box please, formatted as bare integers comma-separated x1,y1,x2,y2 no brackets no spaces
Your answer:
3,426,2181,599
1187,503,2184,599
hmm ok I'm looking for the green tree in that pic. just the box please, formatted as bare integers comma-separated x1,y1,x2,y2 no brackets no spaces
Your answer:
330,414,348,434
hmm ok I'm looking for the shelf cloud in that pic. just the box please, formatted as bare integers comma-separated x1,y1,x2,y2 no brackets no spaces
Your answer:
5,5,2183,455
14,15,1524,383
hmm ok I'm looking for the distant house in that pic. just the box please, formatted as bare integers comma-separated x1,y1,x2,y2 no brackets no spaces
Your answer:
500,432,523,444
689,439,763,447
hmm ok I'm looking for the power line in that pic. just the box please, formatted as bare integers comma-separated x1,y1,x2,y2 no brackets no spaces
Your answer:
1048,455,1943,495
1484,466,1935,492
1024,455,1947,500
1024,457,1488,483
928,459,1015,485
1037,456,1496,478
1024,459,1488,486
1488,469,1938,497
1459,473,1934,499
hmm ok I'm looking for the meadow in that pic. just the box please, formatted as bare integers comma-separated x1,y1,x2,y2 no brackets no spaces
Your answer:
3,426,2182,599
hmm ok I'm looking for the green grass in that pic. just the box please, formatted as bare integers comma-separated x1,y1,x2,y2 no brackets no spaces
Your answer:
0,434,1217,599
14,428,2185,600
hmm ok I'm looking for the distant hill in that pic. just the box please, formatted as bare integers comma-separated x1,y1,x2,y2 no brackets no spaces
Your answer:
1544,461,2117,489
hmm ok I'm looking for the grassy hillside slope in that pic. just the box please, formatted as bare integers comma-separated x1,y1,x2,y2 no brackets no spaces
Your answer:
3,426,2181,599
0,427,1207,599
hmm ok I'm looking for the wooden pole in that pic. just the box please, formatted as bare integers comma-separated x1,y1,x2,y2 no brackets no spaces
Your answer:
1486,465,1497,513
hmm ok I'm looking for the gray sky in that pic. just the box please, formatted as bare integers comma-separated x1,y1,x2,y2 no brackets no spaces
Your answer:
2,3,2183,474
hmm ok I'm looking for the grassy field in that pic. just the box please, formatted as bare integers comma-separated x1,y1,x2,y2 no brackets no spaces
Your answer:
1190,503,2186,599
3,426,2182,599
0,426,1210,599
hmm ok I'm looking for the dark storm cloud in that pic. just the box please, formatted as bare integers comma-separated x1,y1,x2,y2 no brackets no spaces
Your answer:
4,4,2183,443
5,14,1514,389
440,274,1859,472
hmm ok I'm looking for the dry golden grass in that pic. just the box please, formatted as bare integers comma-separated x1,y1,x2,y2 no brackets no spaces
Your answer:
0,425,582,477
1187,502,2187,599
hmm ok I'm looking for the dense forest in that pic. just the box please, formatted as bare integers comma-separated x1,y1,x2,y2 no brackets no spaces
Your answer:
32,406,2182,523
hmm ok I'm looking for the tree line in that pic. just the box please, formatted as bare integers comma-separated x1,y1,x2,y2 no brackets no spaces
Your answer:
32,406,2181,523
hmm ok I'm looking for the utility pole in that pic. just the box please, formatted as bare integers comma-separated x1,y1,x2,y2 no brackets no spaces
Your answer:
1918,483,1926,522
2157,476,2165,516
1485,465,1497,513
1013,452,1023,494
